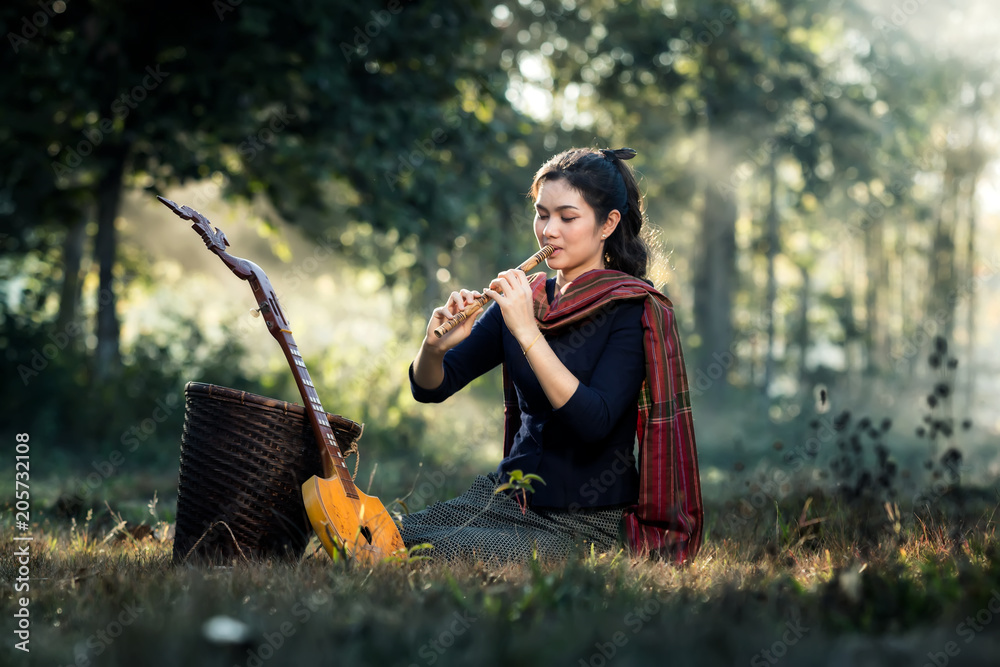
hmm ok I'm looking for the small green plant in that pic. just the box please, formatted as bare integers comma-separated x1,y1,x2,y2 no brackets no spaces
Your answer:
494,469,546,515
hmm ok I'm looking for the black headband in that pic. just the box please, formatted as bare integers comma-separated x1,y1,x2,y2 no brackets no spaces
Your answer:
600,147,636,218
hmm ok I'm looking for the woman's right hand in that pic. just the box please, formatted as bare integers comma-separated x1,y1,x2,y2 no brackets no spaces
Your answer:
423,289,485,353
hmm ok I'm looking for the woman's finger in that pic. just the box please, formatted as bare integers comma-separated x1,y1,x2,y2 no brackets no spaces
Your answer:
489,274,514,295
447,291,472,313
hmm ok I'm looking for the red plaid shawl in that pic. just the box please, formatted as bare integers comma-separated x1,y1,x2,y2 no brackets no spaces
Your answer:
501,269,704,563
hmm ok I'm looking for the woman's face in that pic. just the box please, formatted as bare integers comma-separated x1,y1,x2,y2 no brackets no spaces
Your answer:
533,177,618,286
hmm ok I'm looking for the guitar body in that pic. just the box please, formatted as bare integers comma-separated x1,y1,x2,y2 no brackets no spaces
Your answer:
159,195,406,564
302,475,405,565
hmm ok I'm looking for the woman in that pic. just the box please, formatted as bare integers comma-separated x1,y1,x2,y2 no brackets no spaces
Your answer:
403,147,703,564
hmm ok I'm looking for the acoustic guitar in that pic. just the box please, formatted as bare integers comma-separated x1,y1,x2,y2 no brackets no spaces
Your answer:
159,196,405,564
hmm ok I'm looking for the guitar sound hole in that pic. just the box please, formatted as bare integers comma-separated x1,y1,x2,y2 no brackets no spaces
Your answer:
360,525,373,544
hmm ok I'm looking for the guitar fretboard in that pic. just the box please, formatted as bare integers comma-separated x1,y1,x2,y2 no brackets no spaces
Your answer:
284,338,359,499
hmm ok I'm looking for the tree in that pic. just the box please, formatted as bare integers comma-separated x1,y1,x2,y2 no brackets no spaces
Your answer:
1,0,530,379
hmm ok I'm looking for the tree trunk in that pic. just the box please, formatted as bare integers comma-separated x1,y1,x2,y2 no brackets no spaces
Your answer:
693,128,737,402
842,244,855,379
925,169,959,345
763,155,779,395
796,264,810,390
56,213,88,338
895,215,908,380
93,147,129,380
863,211,884,373
963,172,978,406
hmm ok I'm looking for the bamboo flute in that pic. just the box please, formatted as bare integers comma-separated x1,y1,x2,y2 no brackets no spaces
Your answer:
433,244,554,338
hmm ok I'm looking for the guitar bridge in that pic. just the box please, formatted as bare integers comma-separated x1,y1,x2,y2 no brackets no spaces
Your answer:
360,525,373,544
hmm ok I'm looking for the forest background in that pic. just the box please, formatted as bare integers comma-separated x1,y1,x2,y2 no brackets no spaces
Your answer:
3,0,997,504
2,0,1000,663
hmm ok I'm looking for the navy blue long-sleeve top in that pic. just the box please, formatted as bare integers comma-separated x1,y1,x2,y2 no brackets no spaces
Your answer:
410,278,646,510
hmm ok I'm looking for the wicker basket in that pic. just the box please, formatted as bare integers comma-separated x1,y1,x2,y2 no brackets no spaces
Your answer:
173,381,363,564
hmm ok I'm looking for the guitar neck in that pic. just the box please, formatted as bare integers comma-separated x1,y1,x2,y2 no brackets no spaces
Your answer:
240,271,359,499
278,330,359,499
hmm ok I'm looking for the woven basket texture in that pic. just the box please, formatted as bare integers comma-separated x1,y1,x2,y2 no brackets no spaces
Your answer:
173,381,362,563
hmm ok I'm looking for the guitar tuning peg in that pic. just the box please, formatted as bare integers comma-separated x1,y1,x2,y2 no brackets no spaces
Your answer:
250,308,261,318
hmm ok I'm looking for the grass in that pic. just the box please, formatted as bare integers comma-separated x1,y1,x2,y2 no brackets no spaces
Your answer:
4,486,1000,667
4,335,996,665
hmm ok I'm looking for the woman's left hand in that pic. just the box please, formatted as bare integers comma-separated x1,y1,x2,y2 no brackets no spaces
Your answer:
483,269,539,343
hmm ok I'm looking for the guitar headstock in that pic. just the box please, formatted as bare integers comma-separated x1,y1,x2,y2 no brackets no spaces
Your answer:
158,196,230,253
158,195,291,341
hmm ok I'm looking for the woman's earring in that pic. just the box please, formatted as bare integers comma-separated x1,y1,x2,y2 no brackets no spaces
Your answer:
601,234,606,239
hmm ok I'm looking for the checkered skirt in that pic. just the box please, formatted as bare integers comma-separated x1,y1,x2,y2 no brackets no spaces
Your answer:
399,473,625,563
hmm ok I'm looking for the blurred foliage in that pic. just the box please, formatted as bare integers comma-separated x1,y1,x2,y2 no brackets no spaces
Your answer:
1,0,999,473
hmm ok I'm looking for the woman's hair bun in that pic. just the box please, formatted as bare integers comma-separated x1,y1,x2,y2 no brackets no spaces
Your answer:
601,147,637,161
